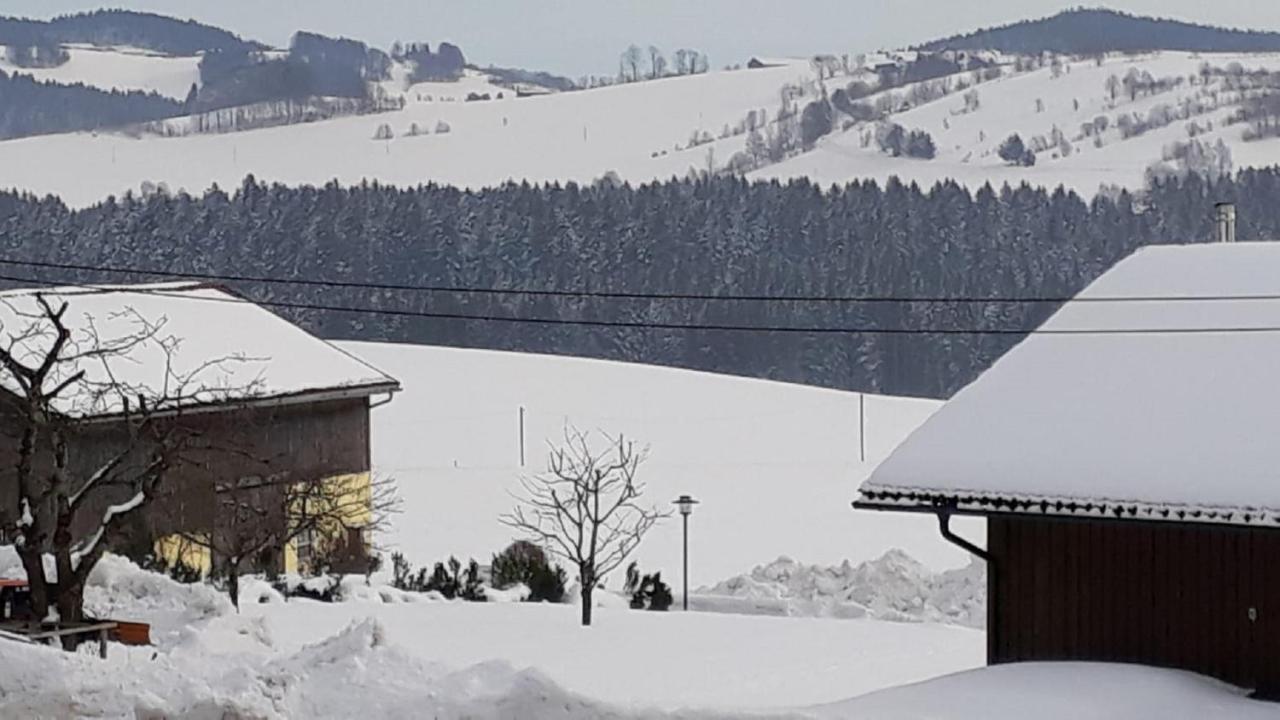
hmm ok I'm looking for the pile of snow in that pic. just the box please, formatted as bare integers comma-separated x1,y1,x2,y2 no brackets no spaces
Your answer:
0,547,232,646
698,550,985,627
811,662,1277,720
0,617,729,720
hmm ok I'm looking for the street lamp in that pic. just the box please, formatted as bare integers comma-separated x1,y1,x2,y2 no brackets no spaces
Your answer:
673,494,699,611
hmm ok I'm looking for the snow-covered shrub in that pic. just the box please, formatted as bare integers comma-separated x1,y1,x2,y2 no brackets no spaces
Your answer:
997,133,1036,166
373,123,394,140
904,130,936,159
799,97,833,148
627,566,673,611
490,541,566,603
434,120,451,134
273,574,343,602
1146,138,1233,187
460,559,486,602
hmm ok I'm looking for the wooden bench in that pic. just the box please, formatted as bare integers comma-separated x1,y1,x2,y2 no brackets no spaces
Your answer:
0,620,118,658
0,578,151,652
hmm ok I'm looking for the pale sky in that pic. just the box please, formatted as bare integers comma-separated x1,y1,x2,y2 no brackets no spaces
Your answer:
8,0,1280,78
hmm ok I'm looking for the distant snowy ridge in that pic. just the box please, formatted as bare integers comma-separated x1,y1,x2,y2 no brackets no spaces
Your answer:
698,550,985,628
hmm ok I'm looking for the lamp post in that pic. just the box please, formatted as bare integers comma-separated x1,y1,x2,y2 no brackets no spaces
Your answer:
673,494,699,611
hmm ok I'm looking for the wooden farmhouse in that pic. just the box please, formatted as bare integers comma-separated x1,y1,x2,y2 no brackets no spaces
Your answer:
856,242,1280,695
0,281,399,577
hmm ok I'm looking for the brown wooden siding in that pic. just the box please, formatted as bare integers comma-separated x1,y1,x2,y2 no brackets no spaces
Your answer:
989,515,1280,691
0,397,372,548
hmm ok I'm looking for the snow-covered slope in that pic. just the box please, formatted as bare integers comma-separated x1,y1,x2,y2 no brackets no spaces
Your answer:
339,342,973,587
813,663,1276,720
9,49,1280,204
756,51,1280,193
0,61,813,207
0,44,200,100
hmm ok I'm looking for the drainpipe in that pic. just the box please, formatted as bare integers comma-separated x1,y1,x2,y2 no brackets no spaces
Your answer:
935,503,996,662
936,505,990,562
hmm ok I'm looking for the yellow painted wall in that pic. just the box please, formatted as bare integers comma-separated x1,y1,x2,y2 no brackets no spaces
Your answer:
154,533,212,576
284,471,372,576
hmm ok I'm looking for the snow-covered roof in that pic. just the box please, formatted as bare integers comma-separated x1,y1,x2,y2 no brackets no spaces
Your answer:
0,281,398,418
860,242,1280,528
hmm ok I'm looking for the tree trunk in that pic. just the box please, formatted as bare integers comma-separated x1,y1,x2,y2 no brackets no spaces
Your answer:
56,584,84,651
580,585,593,626
18,549,48,626
228,557,241,612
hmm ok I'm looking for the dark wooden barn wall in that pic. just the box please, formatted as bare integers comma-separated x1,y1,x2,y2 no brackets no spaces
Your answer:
989,515,1280,691
0,397,372,541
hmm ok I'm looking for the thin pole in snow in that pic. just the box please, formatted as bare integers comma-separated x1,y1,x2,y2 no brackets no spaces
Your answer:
682,513,689,611
518,406,526,467
859,392,866,463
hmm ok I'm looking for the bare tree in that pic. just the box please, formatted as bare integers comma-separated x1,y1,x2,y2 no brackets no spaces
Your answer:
674,49,692,76
178,471,400,609
1106,73,1120,102
620,45,643,83
647,46,667,80
0,295,254,644
501,428,669,626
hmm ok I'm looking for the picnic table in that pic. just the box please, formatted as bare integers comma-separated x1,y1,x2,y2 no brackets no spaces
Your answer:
0,578,150,654
0,619,118,658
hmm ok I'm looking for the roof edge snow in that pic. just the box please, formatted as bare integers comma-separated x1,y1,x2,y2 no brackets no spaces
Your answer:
856,483,1280,529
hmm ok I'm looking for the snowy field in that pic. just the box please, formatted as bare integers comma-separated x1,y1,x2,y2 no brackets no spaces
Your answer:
0,44,201,100
0,60,814,207
338,341,974,589
0,552,1267,719
756,51,1280,193
246,600,982,710
0,342,1275,717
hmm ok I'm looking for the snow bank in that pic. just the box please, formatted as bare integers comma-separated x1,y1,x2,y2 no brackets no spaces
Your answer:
698,550,985,627
812,662,1278,720
0,617,768,719
0,547,232,645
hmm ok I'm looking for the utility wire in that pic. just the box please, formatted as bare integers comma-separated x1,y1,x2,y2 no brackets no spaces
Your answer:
2,270,1280,337
3,256,1279,305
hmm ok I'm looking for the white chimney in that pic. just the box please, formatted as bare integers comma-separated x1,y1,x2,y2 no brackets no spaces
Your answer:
1215,202,1237,243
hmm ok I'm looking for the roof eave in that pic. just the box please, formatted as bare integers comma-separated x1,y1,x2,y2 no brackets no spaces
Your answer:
855,485,1280,531
75,380,402,424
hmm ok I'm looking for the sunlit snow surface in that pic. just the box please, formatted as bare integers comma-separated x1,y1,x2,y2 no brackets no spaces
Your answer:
340,341,972,585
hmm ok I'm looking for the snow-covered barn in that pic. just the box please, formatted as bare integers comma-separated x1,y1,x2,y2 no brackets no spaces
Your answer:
856,242,1280,695
0,281,399,576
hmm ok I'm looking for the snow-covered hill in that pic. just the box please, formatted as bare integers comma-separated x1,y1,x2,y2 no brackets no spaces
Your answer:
0,43,200,100
339,342,974,587
0,59,813,207
9,46,1280,203
756,51,1280,193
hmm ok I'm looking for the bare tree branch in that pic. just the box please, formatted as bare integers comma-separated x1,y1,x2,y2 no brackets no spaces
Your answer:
500,425,670,626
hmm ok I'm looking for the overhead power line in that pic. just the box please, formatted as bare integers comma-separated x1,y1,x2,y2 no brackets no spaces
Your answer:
6,256,1280,305
2,270,1280,337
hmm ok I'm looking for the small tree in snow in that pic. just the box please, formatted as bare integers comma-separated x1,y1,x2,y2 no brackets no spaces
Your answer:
501,427,669,626
998,133,1035,166
179,470,400,610
0,296,254,643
